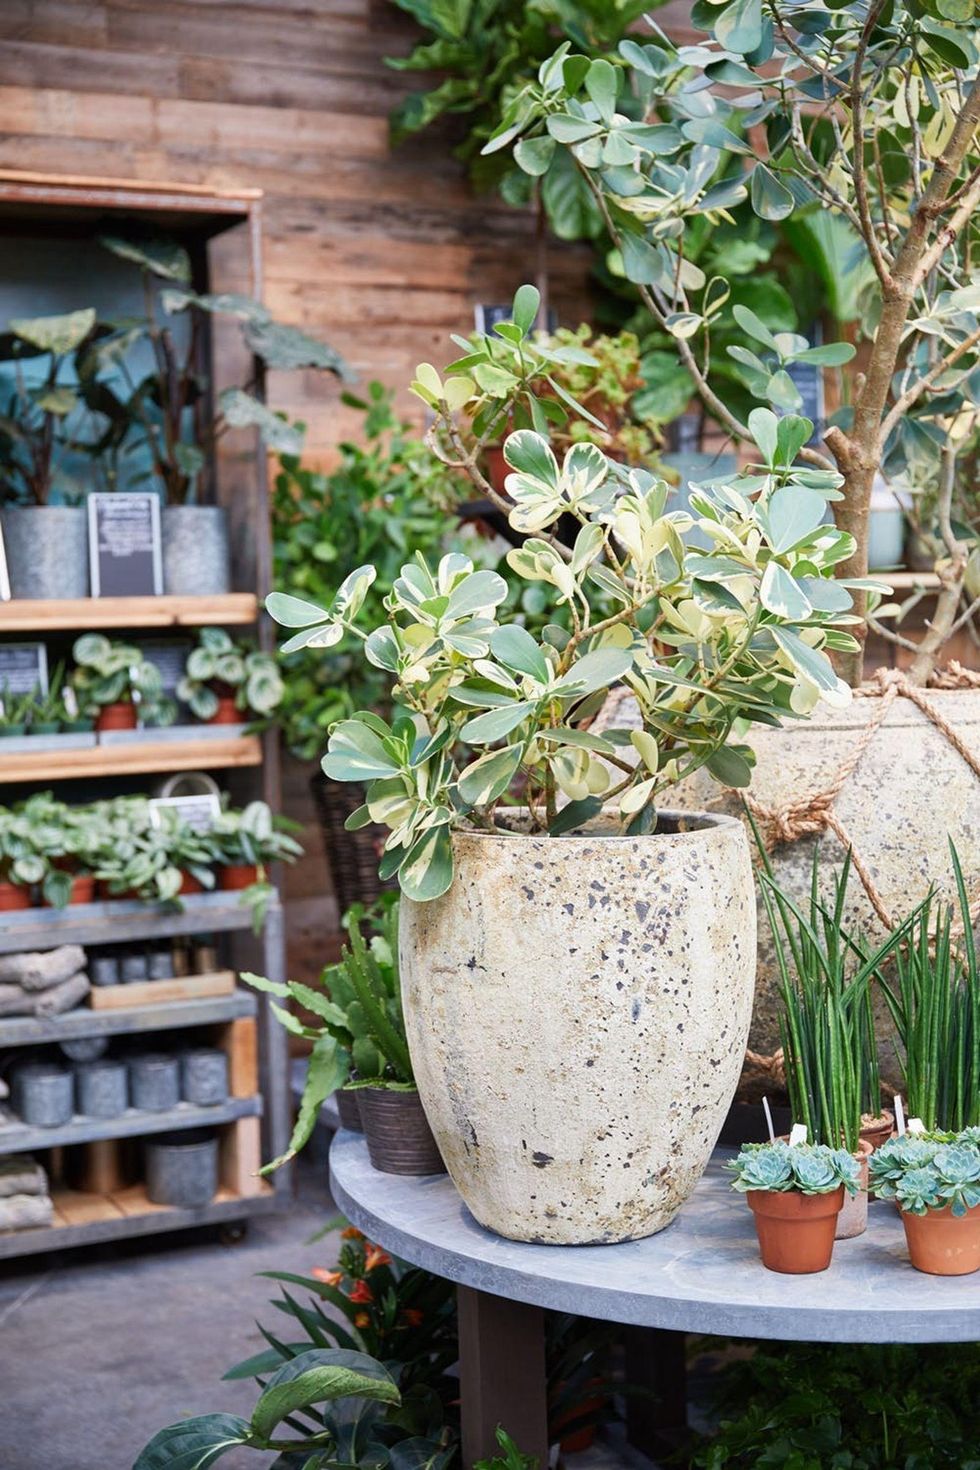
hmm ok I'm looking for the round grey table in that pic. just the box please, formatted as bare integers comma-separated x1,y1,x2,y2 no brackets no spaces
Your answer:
330,1132,980,1465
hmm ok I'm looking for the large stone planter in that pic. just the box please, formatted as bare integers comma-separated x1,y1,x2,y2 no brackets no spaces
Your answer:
398,810,756,1245
650,679,980,1085
0,505,88,599
162,506,231,595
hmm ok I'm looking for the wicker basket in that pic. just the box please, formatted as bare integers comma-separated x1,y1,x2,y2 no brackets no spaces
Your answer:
309,774,396,915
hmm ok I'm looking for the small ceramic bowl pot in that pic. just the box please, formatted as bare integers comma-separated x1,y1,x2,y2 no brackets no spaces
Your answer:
145,1129,218,1208
17,1064,74,1128
129,1054,180,1112
76,1060,129,1119
180,1049,229,1107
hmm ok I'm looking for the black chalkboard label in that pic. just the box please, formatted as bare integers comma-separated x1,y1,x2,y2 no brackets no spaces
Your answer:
88,493,163,597
0,642,48,697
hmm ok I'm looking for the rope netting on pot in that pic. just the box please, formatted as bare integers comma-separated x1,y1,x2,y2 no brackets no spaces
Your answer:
595,663,980,1100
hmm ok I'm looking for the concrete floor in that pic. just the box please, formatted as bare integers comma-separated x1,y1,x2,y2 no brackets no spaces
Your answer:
0,1161,337,1470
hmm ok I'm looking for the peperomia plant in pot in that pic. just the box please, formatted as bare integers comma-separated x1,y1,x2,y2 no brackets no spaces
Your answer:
266,284,872,1246
70,633,175,733
728,1140,861,1275
177,626,284,726
207,799,302,930
870,1129,980,1277
245,896,444,1176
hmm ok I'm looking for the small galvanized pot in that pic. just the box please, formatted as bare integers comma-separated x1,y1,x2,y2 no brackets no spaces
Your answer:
180,1048,229,1106
77,1060,129,1119
120,951,149,984
90,954,121,987
0,505,89,599
129,1054,180,1112
357,1086,445,1176
145,1128,218,1208
162,506,231,595
147,949,173,981
16,1064,74,1128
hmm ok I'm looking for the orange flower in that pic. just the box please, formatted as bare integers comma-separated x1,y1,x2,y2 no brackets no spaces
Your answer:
348,1279,374,1304
364,1245,392,1272
341,1225,364,1240
354,1312,371,1328
401,1308,424,1327
311,1268,343,1287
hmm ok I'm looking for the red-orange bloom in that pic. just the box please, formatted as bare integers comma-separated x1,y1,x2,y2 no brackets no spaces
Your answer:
354,1312,371,1327
364,1245,392,1272
341,1225,364,1240
348,1279,374,1304
401,1308,424,1327
311,1268,343,1287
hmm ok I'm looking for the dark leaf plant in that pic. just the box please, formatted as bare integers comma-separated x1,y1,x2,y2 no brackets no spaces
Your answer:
244,898,414,1172
133,1346,455,1470
877,843,980,1133
267,285,880,904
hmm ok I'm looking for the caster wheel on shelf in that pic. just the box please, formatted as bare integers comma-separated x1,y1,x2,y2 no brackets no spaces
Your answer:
219,1222,249,1246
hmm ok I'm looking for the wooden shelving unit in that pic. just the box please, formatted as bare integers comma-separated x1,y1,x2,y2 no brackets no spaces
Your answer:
0,593,260,632
0,173,289,1262
0,734,261,785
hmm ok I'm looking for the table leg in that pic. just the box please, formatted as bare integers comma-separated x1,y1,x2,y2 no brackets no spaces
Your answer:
457,1285,549,1470
624,1326,688,1458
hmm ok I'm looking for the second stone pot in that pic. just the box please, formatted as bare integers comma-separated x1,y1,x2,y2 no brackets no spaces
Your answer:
399,809,756,1244
162,506,231,595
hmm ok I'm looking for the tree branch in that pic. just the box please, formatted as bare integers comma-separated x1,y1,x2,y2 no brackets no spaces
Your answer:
878,325,980,445
849,0,892,287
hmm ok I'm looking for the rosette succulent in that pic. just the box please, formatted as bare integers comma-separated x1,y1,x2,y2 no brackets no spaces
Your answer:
870,1132,980,1218
729,1142,861,1197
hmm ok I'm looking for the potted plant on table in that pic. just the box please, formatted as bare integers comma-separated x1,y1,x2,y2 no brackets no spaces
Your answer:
759,849,911,1237
0,308,100,599
176,627,284,725
91,236,352,596
266,283,867,1245
729,1140,861,1274
870,1130,980,1276
247,896,444,1176
70,633,175,733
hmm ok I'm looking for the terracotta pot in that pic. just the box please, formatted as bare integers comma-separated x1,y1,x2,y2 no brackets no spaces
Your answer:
0,880,33,911
96,701,137,733
747,1186,844,1273
400,809,755,1244
178,872,204,896
97,880,141,902
357,1087,446,1176
902,1202,980,1276
836,1139,873,1240
556,1386,606,1454
209,694,241,725
219,863,258,891
860,1110,895,1151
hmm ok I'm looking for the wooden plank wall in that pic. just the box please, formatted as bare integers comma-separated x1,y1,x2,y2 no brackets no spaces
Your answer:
0,0,597,978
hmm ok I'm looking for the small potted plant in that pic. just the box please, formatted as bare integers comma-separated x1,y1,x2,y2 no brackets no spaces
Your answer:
208,799,302,930
0,686,35,740
94,800,215,902
176,627,284,725
0,805,44,910
70,633,176,734
759,849,911,1238
0,307,99,599
869,1130,980,1277
245,896,444,1176
729,1141,861,1274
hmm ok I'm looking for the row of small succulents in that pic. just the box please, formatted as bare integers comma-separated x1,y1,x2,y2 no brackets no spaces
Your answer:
0,627,284,738
730,1130,980,1277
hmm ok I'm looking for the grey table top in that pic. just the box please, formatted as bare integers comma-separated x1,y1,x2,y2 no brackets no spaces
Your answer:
330,1131,980,1343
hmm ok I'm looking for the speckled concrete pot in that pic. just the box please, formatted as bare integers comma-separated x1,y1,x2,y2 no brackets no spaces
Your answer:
162,507,231,595
129,1054,180,1112
76,1060,129,1119
16,1064,74,1128
180,1048,229,1106
0,506,88,599
399,810,756,1245
672,688,980,1069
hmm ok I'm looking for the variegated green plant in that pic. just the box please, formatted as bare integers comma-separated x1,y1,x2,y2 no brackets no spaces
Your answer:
266,297,881,903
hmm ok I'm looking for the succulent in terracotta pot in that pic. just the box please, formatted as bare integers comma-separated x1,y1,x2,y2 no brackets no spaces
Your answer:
869,1129,980,1276
729,1140,861,1274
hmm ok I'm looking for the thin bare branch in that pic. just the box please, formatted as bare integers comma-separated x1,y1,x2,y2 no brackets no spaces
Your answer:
878,325,980,445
